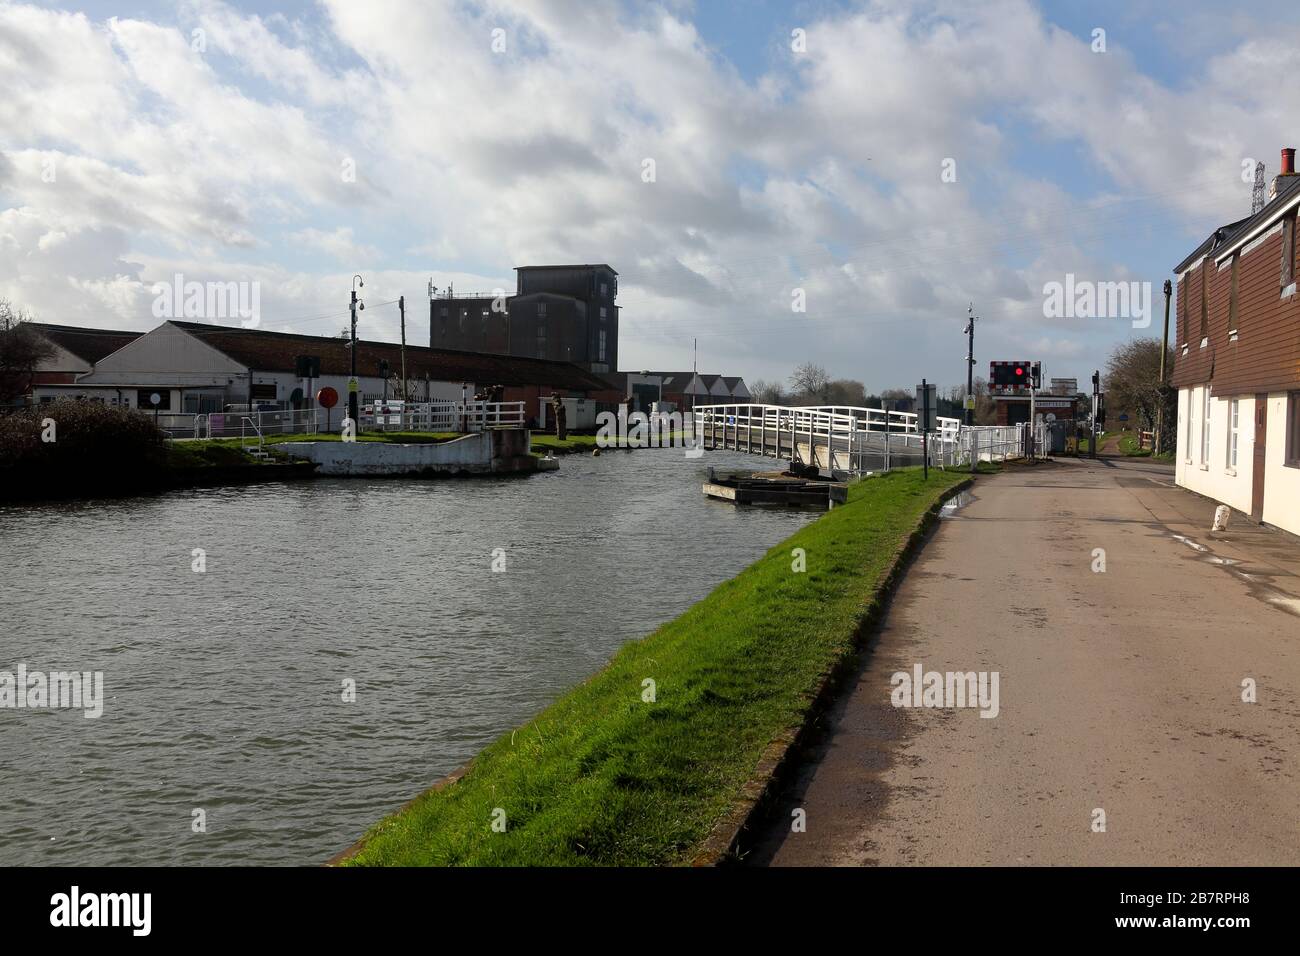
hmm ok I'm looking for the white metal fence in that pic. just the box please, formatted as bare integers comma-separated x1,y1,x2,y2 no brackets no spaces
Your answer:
157,400,527,440
361,400,525,432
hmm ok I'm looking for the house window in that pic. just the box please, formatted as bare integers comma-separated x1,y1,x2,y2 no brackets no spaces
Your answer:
1287,393,1300,468
537,302,547,317
1183,390,1193,462
599,306,607,320
1283,214,1297,290
598,329,606,363
1228,254,1239,336
1199,261,1208,341
1201,387,1212,464
1227,398,1239,469
536,323,546,358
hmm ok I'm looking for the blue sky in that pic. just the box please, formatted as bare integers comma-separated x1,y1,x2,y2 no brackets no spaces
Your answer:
4,0,1300,390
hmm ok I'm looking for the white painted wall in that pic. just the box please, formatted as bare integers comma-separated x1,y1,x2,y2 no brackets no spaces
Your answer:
1175,387,1254,516
1262,392,1300,535
79,322,245,387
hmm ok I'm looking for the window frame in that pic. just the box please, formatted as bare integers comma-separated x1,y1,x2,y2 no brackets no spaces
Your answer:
1228,254,1240,338
1282,214,1297,292
1200,386,1212,467
1227,397,1239,471
1286,392,1300,469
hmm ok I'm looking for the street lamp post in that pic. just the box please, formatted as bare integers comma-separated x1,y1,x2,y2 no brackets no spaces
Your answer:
348,275,364,429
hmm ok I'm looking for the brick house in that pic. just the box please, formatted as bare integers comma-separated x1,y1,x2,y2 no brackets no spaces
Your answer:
1172,147,1300,536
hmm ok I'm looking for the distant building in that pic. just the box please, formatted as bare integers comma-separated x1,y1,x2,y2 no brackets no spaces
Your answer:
31,320,621,425
430,264,619,373
22,323,143,389
596,371,750,413
1049,377,1078,396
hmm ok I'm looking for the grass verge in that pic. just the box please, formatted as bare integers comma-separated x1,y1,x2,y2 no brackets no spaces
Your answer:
341,464,984,866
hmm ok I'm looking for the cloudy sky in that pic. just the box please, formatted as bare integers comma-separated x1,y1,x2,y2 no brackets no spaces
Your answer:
3,0,1299,391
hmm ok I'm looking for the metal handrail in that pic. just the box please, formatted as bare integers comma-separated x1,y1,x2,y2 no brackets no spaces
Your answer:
693,403,1039,474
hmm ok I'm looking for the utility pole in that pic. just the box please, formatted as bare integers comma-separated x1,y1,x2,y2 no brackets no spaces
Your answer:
349,275,363,430
1156,278,1172,455
692,337,697,414
964,305,976,426
399,295,407,403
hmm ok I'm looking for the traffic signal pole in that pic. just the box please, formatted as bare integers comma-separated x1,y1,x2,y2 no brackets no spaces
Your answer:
1091,370,1100,460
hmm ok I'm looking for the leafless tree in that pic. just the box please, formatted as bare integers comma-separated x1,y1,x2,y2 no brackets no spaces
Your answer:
0,300,53,402
788,362,831,403
748,378,787,405
1105,338,1175,431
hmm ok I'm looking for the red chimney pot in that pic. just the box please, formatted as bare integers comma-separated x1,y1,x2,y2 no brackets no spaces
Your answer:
1282,147,1296,177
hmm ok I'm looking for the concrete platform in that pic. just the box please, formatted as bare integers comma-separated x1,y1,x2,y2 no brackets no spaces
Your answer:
275,429,538,477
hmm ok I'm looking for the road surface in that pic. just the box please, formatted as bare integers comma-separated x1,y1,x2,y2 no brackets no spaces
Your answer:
746,456,1300,865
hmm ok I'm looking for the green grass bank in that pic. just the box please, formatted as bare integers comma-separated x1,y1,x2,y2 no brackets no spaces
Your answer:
341,464,984,866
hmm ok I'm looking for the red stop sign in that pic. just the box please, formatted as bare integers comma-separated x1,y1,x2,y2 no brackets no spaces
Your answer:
316,386,339,409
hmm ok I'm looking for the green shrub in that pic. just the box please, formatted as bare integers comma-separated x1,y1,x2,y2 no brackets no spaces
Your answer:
0,401,167,497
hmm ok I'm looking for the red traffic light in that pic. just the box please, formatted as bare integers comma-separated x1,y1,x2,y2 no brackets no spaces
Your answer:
1015,366,1025,376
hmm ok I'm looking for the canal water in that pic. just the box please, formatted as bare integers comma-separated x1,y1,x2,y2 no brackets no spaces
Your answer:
0,448,815,865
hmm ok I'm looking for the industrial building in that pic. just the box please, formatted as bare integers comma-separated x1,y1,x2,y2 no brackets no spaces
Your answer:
29,320,621,426
430,264,619,373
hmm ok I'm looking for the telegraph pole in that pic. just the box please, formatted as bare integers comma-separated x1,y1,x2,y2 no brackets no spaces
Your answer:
964,304,976,426
1156,279,1172,455
399,295,407,403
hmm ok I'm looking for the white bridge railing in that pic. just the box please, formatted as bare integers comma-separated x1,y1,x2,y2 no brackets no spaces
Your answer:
693,404,1043,475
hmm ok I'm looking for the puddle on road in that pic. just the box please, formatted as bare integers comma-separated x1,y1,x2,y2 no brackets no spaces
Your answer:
1171,533,1209,553
939,490,973,518
1169,532,1300,619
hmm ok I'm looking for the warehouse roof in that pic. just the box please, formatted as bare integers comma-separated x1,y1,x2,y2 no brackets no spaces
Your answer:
168,321,615,391
29,323,143,364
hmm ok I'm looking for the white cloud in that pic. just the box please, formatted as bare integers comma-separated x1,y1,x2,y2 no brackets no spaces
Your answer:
0,0,1296,386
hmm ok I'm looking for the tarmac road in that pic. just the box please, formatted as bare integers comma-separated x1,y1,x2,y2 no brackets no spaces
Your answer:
745,456,1300,866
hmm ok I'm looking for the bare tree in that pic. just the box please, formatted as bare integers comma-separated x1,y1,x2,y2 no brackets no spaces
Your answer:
748,378,787,405
0,300,53,402
1105,339,1174,431
789,362,831,404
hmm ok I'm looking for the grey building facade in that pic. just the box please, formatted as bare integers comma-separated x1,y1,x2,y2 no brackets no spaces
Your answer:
430,264,618,373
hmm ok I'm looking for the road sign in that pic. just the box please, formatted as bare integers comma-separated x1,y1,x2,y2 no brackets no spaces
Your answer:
149,392,161,407
916,382,937,432
964,395,975,410
347,377,358,393
316,387,339,410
